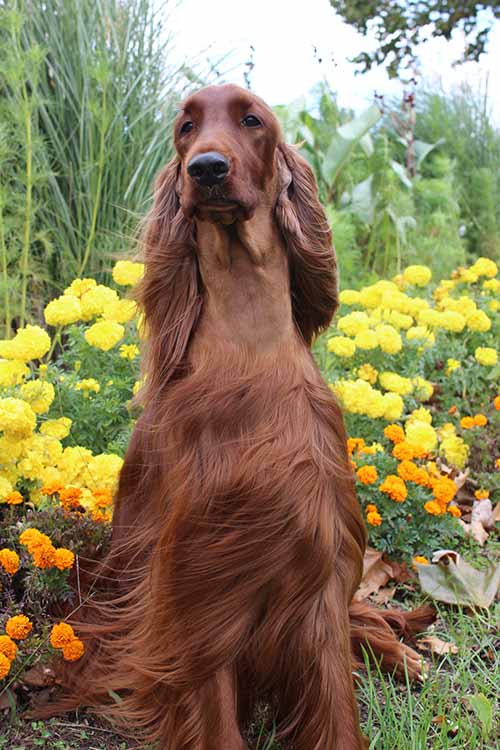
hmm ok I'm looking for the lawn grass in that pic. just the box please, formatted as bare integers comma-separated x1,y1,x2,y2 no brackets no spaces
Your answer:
1,599,497,749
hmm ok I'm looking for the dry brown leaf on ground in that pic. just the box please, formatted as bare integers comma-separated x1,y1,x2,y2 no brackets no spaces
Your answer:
353,547,394,601
493,503,500,523
417,635,458,655
20,663,56,687
371,586,396,605
459,519,489,546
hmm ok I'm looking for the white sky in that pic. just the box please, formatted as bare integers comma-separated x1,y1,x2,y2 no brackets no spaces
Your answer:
167,0,500,120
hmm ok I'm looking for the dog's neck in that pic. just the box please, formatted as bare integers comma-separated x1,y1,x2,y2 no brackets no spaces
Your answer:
193,203,296,353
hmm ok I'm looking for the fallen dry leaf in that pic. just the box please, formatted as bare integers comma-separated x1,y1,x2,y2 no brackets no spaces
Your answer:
21,663,56,687
353,547,394,601
372,586,396,605
472,499,494,529
459,518,489,546
417,635,458,655
492,503,500,523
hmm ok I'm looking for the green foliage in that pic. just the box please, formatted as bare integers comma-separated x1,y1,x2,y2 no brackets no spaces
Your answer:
329,1,500,78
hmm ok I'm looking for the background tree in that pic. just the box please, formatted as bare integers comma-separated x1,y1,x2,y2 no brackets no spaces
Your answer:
329,2,500,78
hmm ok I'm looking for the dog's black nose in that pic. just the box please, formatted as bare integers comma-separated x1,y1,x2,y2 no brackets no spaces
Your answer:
187,151,230,187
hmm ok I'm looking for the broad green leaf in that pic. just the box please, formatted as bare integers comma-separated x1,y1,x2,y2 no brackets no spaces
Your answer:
414,138,445,168
321,104,382,185
468,694,493,739
417,558,500,608
341,176,375,224
390,160,412,189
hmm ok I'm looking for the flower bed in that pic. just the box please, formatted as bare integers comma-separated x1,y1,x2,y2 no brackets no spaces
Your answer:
0,257,498,686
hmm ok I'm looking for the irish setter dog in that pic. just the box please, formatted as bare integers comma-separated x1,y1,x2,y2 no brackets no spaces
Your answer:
50,84,432,749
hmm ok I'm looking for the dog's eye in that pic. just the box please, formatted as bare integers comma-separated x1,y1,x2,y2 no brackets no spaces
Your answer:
241,114,262,128
180,121,193,134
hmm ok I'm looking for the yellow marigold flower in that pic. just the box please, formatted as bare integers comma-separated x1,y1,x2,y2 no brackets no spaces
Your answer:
380,475,407,502
475,489,490,500
337,311,370,337
0,397,36,439
40,417,72,440
431,476,457,505
412,377,434,401
4,491,23,505
32,542,56,569
0,548,20,575
0,325,51,362
327,336,356,358
54,548,75,571
375,324,402,354
339,289,361,305
406,325,433,343
84,320,124,351
473,414,488,427
366,510,382,526
379,372,413,396
475,347,497,366
6,615,32,640
83,453,124,492
102,298,137,324
392,441,414,461
412,556,429,567
406,420,437,454
59,487,83,511
356,465,378,484
483,278,500,292
0,653,11,679
112,260,144,286
470,257,498,278
0,359,29,387
446,358,460,374
357,363,378,384
466,309,491,332
44,295,82,326
424,500,444,516
489,300,499,312
440,435,469,469
408,407,432,427
80,285,119,320
119,343,140,360
382,392,404,421
494,396,500,411
0,635,17,661
354,329,379,350
62,637,85,662
447,505,461,518
384,424,405,444
460,416,475,429
439,311,466,333
75,378,100,395
20,379,55,415
403,265,432,286
64,278,97,298
132,379,143,396
50,622,76,649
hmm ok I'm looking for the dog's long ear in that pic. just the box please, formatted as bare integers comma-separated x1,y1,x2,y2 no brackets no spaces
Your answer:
275,143,338,345
137,157,201,397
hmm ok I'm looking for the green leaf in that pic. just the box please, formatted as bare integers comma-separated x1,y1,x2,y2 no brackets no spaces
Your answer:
414,138,445,168
321,104,382,185
468,693,493,738
417,558,500,608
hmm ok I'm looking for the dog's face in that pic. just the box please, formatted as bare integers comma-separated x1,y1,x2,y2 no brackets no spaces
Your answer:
173,84,282,224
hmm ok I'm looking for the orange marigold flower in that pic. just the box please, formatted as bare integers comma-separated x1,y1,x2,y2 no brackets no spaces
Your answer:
494,395,500,411
40,482,63,496
424,500,444,516
448,405,457,415
53,548,75,571
5,615,32,640
62,638,85,662
392,442,414,461
50,622,76,649
412,555,429,568
91,509,111,523
380,475,407,502
397,460,420,482
0,548,20,575
92,488,113,508
447,504,461,518
432,476,457,505
474,488,490,500
495,458,500,470
0,653,11,679
366,504,378,513
472,413,488,427
59,487,83,511
384,424,405,444
366,510,382,526
19,528,50,554
0,635,17,662
460,416,475,429
4,491,23,505
356,465,378,485
347,437,366,455
32,542,56,569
